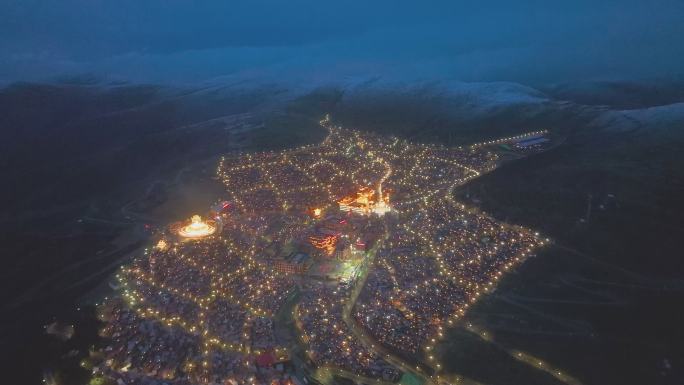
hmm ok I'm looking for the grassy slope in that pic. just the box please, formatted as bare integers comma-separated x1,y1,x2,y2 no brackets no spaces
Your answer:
440,111,684,385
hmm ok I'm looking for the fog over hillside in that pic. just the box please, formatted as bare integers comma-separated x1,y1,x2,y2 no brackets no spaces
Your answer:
2,0,684,86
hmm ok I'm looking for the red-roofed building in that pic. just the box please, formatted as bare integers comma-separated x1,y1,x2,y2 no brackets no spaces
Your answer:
256,352,276,367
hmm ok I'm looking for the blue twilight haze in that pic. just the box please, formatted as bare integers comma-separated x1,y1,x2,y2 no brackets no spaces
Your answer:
1,0,683,85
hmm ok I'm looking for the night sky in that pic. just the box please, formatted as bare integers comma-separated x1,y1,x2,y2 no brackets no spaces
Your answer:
1,0,683,85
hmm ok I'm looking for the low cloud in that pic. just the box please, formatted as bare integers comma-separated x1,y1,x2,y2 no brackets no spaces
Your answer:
1,1,683,86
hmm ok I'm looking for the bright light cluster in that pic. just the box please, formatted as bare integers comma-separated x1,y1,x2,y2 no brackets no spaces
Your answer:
176,215,217,239
338,186,392,216
309,233,339,255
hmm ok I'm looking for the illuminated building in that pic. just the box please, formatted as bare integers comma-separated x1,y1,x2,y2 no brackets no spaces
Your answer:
174,215,217,239
155,239,168,250
309,233,339,256
338,187,392,216
371,198,392,215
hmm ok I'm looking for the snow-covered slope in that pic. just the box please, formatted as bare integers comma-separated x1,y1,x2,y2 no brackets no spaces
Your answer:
591,102,684,133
